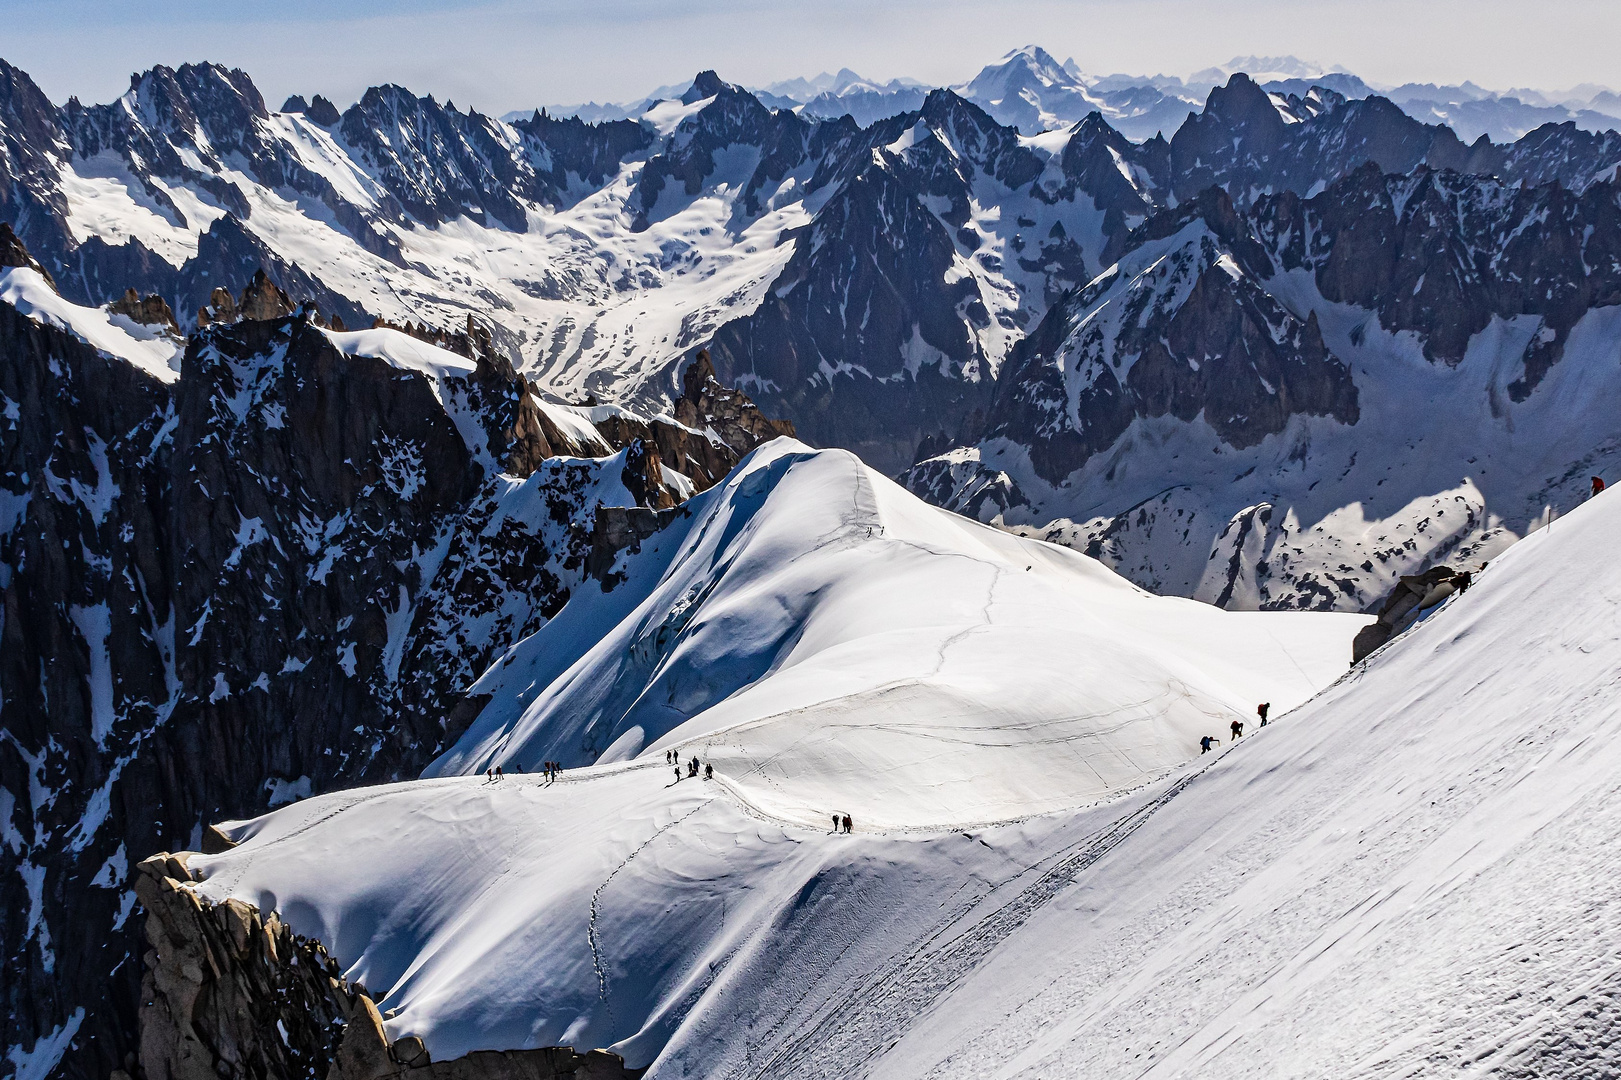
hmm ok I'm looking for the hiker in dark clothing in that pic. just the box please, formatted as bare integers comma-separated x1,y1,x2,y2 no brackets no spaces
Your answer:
842,814,853,833
1230,719,1244,740
1200,735,1215,754
1257,702,1270,726
1452,570,1473,593
674,767,681,783
495,765,503,779
704,764,713,779
832,814,840,831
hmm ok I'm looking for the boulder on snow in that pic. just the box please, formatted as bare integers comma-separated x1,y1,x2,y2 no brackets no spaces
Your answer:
200,824,238,854
108,287,179,332
1352,565,1471,662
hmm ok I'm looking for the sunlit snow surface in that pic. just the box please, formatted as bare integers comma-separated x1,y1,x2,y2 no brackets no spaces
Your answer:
432,442,1357,826
192,443,1370,1070
195,472,1621,1076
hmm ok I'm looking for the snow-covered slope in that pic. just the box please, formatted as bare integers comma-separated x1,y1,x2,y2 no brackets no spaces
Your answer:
430,441,1358,826
185,440,1359,1066
190,441,1621,1079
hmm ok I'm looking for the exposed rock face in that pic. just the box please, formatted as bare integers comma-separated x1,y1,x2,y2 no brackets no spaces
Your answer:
1255,163,1621,385
985,186,1360,484
673,349,795,458
1351,565,1471,662
133,853,642,1080
952,161,1621,483
108,288,180,332
0,250,795,1078
0,297,500,1075
0,221,54,284
590,351,794,495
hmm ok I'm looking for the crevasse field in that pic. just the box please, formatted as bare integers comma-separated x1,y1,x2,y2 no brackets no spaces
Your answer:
184,441,1621,1078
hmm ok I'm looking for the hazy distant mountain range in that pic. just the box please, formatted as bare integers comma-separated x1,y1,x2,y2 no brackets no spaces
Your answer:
532,46,1621,144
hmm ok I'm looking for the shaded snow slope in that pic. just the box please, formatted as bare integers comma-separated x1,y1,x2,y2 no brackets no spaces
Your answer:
429,441,1359,828
192,468,1621,1078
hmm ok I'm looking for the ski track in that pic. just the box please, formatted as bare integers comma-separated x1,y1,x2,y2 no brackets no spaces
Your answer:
744,756,1224,1080
589,802,709,1027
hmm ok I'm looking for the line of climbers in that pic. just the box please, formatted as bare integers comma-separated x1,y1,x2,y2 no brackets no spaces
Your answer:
481,761,565,782
667,749,712,783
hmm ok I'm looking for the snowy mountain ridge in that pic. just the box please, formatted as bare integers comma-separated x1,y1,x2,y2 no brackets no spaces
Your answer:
549,47,1621,144
905,162,1621,610
158,426,1621,1080
6,52,1621,613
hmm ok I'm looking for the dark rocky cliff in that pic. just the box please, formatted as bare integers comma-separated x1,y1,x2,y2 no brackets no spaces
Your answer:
0,256,788,1079
131,851,641,1080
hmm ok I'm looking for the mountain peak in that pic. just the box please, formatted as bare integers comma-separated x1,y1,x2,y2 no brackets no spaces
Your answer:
684,70,730,103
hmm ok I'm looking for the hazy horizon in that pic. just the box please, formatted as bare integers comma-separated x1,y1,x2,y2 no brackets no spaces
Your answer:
1,0,1617,117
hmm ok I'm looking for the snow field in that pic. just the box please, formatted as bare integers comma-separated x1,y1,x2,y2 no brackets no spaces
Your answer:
871,473,1621,1079
190,440,1366,1073
434,441,1360,829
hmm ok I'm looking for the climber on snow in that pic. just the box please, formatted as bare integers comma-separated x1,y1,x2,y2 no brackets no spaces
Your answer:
1257,702,1270,727
1200,735,1216,754
1593,476,1606,498
1230,719,1244,740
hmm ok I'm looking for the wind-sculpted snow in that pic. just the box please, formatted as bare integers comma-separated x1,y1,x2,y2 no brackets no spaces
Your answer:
0,266,182,381
184,440,1355,1068
429,442,1358,825
186,451,1621,1078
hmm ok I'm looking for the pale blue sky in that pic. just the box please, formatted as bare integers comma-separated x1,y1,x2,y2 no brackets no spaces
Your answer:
2,0,1616,114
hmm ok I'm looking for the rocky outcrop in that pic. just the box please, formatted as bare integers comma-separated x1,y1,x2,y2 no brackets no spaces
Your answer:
0,255,664,1080
108,288,181,332
0,221,54,284
587,506,686,587
133,853,642,1080
1351,565,1474,662
672,349,795,458
591,351,795,496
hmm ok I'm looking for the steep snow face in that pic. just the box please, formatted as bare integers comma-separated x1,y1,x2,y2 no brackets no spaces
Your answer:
0,267,182,381
429,441,1359,827
189,451,1621,1078
856,470,1621,1080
